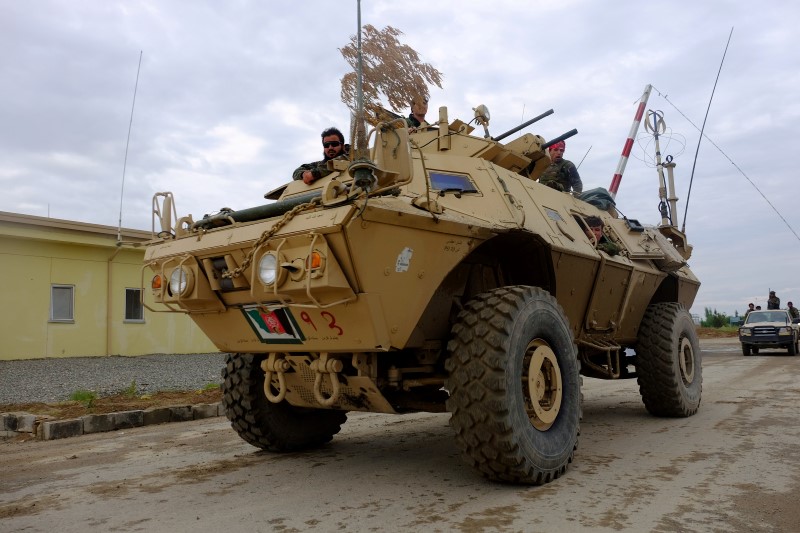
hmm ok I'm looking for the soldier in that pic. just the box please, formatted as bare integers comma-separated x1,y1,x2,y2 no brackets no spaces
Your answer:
788,301,799,319
538,141,583,193
584,216,620,256
293,127,349,185
405,95,429,129
744,302,755,319
767,290,780,310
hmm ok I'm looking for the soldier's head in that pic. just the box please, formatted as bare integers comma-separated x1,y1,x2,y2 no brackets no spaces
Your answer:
321,127,345,160
410,94,428,120
748,302,755,310
789,302,795,308
549,141,566,163
770,290,776,296
584,216,603,241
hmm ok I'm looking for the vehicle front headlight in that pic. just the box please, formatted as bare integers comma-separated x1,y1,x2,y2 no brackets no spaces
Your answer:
258,252,286,287
739,328,751,336
779,327,792,335
169,267,193,296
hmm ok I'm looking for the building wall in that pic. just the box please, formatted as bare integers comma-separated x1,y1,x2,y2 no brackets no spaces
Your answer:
0,212,218,360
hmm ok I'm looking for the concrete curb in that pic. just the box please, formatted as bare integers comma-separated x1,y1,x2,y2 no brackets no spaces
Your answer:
2,402,225,441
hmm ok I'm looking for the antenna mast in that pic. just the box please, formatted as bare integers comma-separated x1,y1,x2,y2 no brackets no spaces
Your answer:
117,50,143,242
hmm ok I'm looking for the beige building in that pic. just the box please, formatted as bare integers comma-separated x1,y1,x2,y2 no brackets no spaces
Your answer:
0,211,218,361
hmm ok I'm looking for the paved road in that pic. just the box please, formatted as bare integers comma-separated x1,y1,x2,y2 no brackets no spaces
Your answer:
1,339,798,532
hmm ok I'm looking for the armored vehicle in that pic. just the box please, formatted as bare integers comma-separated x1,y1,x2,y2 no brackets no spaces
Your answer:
144,104,701,484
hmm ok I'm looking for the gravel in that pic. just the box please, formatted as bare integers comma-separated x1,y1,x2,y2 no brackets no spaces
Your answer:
0,353,227,405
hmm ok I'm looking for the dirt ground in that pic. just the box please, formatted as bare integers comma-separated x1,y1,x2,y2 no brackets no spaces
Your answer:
3,339,797,533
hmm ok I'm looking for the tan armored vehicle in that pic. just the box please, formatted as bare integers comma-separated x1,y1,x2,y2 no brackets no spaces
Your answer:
144,104,701,484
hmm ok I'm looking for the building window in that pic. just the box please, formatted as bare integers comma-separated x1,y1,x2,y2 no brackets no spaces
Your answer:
125,288,144,322
50,284,74,322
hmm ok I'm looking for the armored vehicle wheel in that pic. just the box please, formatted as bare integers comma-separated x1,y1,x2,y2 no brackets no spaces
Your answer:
222,353,347,451
445,286,581,485
636,303,702,417
742,344,751,356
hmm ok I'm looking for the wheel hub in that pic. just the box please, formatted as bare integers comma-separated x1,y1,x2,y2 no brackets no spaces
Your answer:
679,337,695,384
525,339,563,431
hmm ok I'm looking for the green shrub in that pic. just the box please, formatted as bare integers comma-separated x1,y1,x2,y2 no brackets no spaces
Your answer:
69,389,97,408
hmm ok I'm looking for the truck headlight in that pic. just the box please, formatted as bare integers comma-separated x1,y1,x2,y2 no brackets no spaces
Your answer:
779,327,792,335
169,267,193,296
739,328,751,336
258,252,286,287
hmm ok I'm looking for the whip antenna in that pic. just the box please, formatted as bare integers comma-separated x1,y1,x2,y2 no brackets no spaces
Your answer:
682,28,733,233
117,50,143,242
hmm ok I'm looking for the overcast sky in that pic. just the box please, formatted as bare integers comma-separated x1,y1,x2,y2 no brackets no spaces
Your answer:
2,1,798,317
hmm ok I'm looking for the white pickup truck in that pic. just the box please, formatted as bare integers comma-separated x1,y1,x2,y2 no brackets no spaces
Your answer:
739,310,800,356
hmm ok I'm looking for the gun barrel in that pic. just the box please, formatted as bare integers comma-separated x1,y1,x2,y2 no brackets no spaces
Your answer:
542,129,578,150
492,109,554,142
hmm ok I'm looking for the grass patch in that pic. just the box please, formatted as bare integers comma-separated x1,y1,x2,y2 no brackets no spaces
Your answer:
122,379,138,397
69,389,97,408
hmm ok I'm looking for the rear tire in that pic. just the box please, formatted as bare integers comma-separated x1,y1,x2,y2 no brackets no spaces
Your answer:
636,303,702,417
221,353,347,451
445,286,581,485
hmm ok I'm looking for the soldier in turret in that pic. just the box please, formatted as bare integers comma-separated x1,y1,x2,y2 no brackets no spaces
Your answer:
538,141,583,193
293,127,349,185
405,95,429,129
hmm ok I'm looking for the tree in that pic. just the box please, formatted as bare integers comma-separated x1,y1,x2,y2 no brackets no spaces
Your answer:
339,25,443,127
701,307,729,328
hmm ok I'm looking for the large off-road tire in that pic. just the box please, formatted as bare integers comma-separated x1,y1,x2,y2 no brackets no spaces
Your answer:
445,286,581,485
742,344,751,356
221,353,347,451
788,340,797,356
636,303,702,417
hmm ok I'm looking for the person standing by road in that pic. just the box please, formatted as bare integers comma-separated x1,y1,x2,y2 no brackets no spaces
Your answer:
292,127,349,185
538,141,583,193
767,290,780,310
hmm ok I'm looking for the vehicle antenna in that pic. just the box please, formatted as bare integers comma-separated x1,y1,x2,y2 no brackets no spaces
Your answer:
576,145,592,169
117,50,143,243
682,27,733,234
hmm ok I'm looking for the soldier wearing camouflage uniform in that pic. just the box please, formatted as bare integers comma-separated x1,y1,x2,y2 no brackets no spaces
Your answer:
538,140,583,193
767,290,780,310
293,127,349,185
788,301,799,319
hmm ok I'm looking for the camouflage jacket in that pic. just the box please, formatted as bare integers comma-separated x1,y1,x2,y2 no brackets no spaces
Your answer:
292,153,348,182
789,306,799,319
767,296,780,310
538,159,583,193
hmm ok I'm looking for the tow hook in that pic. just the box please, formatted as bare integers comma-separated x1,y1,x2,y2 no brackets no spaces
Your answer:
260,355,290,403
310,353,343,407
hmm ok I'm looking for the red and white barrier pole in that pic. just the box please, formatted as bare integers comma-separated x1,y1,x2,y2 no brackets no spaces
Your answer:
609,84,652,198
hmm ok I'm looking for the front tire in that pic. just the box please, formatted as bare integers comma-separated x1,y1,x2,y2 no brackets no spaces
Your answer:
445,286,581,485
788,341,797,356
636,303,702,417
742,344,751,356
221,353,347,451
